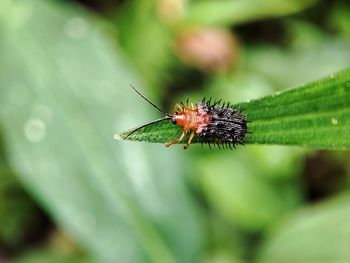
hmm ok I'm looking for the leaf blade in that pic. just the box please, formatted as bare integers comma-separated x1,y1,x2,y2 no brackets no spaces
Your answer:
0,0,203,262
116,68,350,150
257,193,350,263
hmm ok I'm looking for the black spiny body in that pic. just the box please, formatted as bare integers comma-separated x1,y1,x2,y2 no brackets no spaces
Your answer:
197,99,248,149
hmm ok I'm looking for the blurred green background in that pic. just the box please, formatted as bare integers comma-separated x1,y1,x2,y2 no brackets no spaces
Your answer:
1,0,350,262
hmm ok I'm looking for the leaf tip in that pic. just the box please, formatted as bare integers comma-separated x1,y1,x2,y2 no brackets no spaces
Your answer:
113,133,123,140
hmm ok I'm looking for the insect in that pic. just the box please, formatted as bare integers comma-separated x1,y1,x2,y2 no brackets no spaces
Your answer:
123,85,248,149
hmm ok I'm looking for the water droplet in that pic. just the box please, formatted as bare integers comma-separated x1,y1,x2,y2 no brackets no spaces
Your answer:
331,118,338,125
24,118,46,143
64,17,89,39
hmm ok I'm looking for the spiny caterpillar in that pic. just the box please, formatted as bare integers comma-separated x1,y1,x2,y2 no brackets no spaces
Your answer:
123,85,248,150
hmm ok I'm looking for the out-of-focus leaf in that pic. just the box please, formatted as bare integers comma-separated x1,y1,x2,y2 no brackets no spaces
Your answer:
184,0,317,26
329,4,350,38
17,249,87,263
0,157,48,249
196,147,303,231
16,230,89,263
0,0,202,262
258,193,350,263
247,23,350,89
116,1,172,90
116,69,350,150
202,249,244,263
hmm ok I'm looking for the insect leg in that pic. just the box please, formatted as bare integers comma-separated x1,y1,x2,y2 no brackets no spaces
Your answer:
165,129,187,147
183,130,195,149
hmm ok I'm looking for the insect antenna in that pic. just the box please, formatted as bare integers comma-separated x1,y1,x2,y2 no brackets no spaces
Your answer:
130,84,172,117
123,117,170,140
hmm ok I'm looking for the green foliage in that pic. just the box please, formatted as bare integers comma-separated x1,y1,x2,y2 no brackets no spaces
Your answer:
116,69,350,150
185,0,317,26
0,0,201,262
1,0,350,262
0,159,47,249
116,1,172,90
242,69,350,149
258,193,350,263
196,148,304,231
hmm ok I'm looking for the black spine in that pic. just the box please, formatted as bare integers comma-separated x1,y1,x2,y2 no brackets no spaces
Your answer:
197,99,248,148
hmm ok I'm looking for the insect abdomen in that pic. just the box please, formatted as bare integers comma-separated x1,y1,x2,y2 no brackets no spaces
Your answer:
197,102,247,147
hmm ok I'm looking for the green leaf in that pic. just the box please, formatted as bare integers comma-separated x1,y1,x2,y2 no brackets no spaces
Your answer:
0,0,202,262
184,0,317,26
196,147,304,231
116,1,172,89
116,68,350,150
257,193,350,263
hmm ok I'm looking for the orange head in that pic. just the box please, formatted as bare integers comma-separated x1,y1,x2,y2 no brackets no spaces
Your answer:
171,112,186,127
